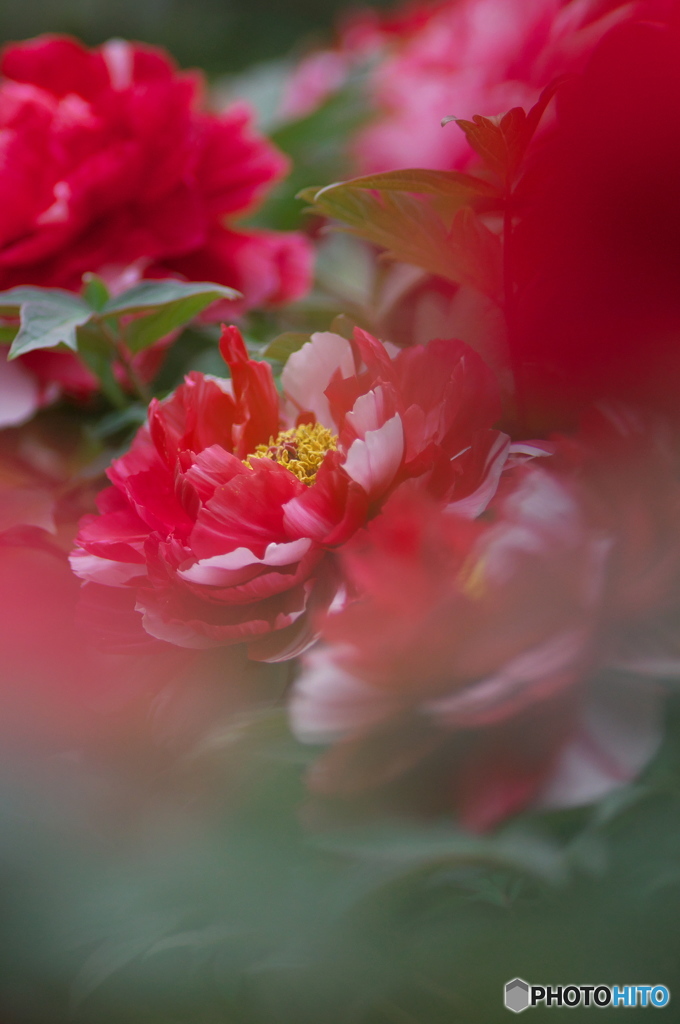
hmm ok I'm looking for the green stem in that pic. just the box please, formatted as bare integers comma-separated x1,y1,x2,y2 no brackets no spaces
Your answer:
98,318,151,405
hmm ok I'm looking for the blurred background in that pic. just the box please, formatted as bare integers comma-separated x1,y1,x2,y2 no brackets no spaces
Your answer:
0,0,391,74
0,3,679,1021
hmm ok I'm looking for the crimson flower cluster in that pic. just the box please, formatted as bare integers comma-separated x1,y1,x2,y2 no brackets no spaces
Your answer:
0,34,311,419
0,35,309,302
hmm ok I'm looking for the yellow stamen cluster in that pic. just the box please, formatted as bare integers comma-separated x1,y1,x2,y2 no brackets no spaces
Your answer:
248,423,338,485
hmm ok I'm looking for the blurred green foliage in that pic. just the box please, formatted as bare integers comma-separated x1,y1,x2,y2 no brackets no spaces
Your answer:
0,694,679,1022
0,0,391,74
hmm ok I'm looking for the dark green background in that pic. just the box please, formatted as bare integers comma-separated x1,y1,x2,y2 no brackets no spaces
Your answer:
0,0,393,75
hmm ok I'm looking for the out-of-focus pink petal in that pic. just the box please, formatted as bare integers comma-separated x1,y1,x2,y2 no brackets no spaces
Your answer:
291,645,405,742
536,675,663,809
0,353,42,427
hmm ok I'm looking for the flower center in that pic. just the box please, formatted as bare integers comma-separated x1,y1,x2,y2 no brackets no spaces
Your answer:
249,423,338,485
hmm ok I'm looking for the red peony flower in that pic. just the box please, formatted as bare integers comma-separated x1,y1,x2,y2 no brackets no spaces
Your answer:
291,408,675,829
0,35,310,303
0,34,312,408
70,324,509,660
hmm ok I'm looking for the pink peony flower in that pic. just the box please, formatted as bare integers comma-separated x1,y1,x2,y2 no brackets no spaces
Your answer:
283,0,642,173
70,324,509,660
0,34,313,410
291,409,676,830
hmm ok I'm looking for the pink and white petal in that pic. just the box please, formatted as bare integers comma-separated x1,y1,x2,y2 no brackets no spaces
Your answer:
446,431,510,519
291,645,403,743
535,675,664,810
344,385,394,439
0,354,43,428
69,547,148,586
178,537,313,585
424,627,591,728
137,582,312,649
137,600,220,649
343,413,404,497
506,439,556,467
247,613,320,663
282,332,355,429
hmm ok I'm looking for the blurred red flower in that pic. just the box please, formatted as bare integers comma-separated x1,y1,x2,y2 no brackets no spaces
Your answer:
0,34,312,416
71,325,508,660
291,409,676,829
513,2,680,424
282,0,640,172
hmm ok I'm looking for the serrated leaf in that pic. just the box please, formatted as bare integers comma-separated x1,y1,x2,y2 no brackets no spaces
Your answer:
449,80,565,185
315,168,500,201
8,299,93,357
302,181,502,299
263,332,309,362
453,114,518,182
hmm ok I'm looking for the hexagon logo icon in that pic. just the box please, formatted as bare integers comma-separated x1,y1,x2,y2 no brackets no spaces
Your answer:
505,978,530,1013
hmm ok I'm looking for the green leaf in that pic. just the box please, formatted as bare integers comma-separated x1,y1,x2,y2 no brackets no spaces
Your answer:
8,298,92,358
81,272,110,311
102,280,240,317
315,167,500,201
0,285,85,316
313,821,567,886
448,81,565,185
452,113,521,182
102,280,242,354
301,180,502,300
263,331,309,362
76,324,128,409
